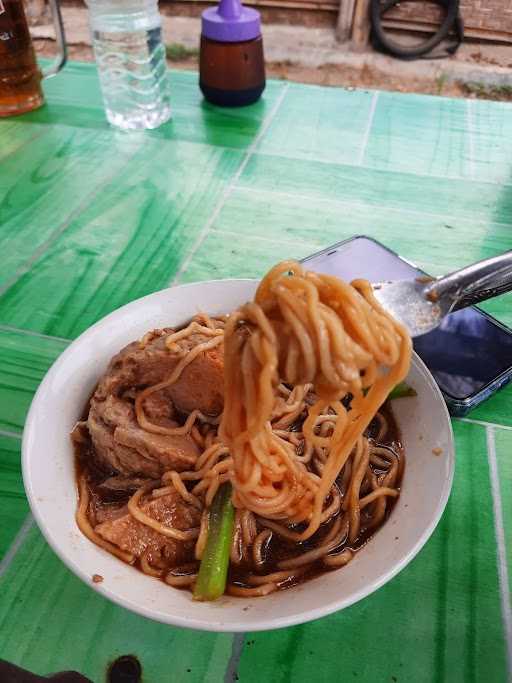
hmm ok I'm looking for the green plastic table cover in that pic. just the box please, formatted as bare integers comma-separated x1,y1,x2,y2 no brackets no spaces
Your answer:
0,61,511,682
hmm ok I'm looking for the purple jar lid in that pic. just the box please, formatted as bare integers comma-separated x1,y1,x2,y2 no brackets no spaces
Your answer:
202,0,261,43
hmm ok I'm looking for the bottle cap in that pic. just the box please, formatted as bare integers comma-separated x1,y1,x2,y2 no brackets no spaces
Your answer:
201,0,261,43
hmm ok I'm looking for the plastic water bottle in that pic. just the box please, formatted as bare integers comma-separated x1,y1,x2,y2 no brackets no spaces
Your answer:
86,0,171,130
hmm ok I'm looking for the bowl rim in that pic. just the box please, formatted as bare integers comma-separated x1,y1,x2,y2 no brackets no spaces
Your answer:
22,278,455,632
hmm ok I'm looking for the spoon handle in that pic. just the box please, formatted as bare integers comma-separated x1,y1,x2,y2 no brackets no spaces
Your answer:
425,251,512,311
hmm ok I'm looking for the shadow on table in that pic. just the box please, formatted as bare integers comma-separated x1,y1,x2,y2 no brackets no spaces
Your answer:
16,104,111,132
15,94,269,151
0,660,92,682
194,97,267,149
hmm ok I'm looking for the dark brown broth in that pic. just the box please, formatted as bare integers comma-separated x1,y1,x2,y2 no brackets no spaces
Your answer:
228,400,404,590
74,400,403,593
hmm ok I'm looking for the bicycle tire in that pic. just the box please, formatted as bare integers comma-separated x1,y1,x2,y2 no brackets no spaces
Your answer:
370,0,460,59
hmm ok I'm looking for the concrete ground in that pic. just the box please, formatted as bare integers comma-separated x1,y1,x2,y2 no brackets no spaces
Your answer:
33,5,512,99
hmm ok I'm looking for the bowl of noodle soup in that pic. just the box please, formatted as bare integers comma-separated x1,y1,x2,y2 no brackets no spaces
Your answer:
22,277,454,632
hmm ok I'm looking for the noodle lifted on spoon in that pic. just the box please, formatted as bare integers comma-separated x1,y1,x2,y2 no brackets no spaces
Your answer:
220,260,412,542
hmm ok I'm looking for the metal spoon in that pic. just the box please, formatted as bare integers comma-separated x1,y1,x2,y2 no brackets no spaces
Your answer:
372,251,512,337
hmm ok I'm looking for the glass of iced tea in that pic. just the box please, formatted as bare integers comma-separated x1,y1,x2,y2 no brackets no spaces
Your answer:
0,0,66,117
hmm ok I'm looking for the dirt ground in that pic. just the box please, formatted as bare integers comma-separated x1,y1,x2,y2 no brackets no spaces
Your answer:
35,37,512,101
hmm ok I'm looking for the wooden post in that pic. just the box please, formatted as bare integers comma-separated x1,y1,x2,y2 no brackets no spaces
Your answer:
24,0,50,26
336,0,357,43
351,0,372,50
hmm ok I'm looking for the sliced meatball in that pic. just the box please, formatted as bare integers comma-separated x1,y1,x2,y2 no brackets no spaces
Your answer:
142,389,177,428
94,322,225,417
95,489,200,566
85,317,225,478
94,329,176,400
98,475,150,494
168,344,224,416
88,395,199,478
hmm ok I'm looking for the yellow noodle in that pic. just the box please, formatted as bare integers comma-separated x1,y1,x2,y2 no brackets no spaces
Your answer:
165,573,197,587
168,471,203,510
347,437,370,543
359,487,399,509
227,583,277,597
241,509,258,546
252,529,272,567
195,510,209,560
323,548,353,567
220,261,411,542
372,412,389,442
247,567,307,585
128,484,199,541
230,510,244,564
140,551,163,577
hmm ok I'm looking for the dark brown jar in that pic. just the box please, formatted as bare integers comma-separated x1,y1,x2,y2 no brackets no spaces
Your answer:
199,0,265,107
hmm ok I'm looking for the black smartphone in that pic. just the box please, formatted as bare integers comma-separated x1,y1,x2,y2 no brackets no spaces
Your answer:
301,235,512,417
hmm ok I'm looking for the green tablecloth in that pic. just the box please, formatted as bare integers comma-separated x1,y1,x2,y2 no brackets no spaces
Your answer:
0,62,511,682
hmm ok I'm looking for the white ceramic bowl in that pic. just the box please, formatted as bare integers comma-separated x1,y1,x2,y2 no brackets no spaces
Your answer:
22,280,454,632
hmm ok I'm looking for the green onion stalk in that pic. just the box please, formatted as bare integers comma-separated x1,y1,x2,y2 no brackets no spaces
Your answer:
193,381,415,601
193,483,235,601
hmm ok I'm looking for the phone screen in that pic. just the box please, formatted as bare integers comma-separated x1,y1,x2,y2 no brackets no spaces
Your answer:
303,237,512,400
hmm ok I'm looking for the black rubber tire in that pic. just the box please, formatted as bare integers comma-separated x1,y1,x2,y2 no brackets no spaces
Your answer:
370,0,460,60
